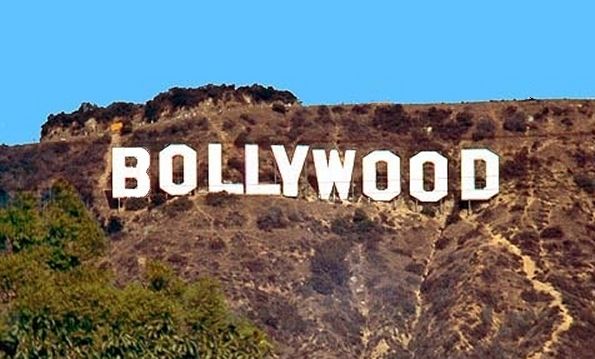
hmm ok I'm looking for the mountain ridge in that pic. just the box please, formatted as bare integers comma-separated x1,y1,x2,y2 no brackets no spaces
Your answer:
1,85,594,358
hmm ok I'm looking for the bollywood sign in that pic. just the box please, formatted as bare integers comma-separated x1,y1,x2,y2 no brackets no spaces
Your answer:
112,145,499,202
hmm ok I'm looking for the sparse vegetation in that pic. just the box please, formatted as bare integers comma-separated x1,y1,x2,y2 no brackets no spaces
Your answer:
163,196,194,217
502,106,527,132
149,191,167,208
106,215,124,235
472,117,496,140
331,208,384,246
351,104,371,115
124,197,148,211
573,173,594,193
205,191,237,207
501,148,531,180
420,205,436,217
271,102,287,114
404,262,425,275
256,206,288,231
310,238,351,295
372,104,412,133
540,226,564,239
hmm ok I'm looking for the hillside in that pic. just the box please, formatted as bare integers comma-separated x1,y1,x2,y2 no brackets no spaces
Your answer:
1,84,594,358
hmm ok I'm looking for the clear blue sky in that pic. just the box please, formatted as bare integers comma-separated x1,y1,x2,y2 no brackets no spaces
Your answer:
1,1,594,145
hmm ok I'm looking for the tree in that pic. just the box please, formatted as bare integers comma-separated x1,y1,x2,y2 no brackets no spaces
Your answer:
0,182,272,358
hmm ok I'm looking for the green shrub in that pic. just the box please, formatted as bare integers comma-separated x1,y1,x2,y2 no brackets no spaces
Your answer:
0,182,272,358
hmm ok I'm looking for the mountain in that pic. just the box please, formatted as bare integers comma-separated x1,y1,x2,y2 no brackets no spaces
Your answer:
1,84,593,358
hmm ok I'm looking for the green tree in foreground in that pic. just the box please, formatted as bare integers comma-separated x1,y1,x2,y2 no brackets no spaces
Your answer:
0,181,271,358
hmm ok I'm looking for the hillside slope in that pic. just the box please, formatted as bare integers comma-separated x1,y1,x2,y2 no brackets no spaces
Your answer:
1,85,594,358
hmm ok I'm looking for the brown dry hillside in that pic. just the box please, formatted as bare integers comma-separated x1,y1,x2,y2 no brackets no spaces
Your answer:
1,84,594,358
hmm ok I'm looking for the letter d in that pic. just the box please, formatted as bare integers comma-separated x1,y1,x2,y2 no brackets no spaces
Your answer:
461,149,499,200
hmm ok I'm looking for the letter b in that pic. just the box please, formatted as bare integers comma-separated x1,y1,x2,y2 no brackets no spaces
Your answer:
112,147,151,198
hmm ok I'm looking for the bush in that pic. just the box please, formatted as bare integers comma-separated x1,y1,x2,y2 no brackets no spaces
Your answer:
573,173,595,194
352,208,378,234
209,238,227,251
455,111,474,127
502,108,527,132
120,120,133,135
310,239,351,294
420,206,436,217
330,209,384,245
254,295,307,333
435,236,451,250
0,185,272,358
404,262,425,275
372,104,412,133
287,110,310,140
222,118,235,131
106,216,124,234
271,102,287,114
419,107,452,126
540,226,564,239
256,206,288,231
472,117,496,140
331,106,345,114
351,104,371,115
239,113,256,125
238,84,298,104
533,107,549,121
150,191,167,208
433,110,473,142
205,191,237,207
445,207,461,225
124,197,148,211
561,117,573,127
163,197,194,217
233,131,254,148
316,105,332,122
224,211,245,227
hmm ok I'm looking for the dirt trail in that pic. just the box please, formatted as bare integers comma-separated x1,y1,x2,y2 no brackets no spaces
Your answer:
350,243,378,359
95,132,121,215
483,223,573,359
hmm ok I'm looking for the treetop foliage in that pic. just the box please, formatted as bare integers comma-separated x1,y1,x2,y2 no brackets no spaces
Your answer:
0,181,271,358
